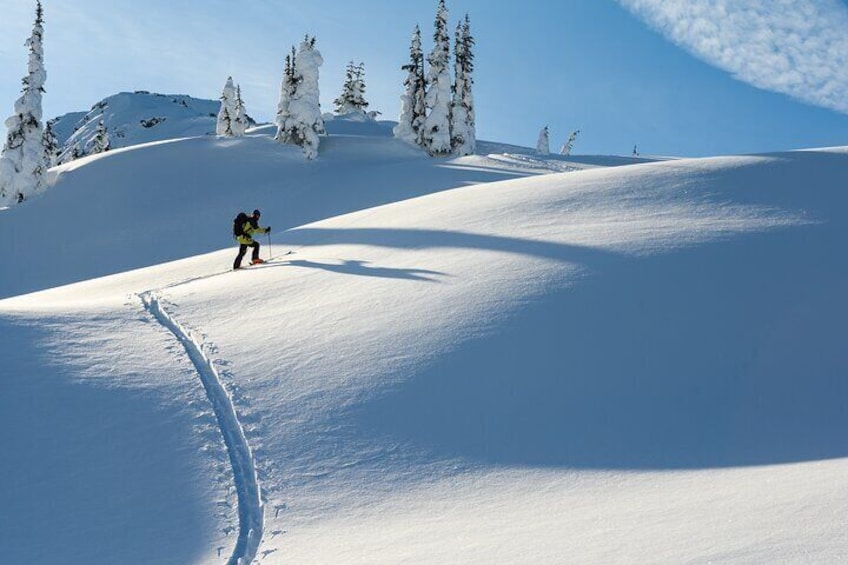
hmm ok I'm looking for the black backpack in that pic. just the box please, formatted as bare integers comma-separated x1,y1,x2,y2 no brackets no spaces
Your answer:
233,212,249,238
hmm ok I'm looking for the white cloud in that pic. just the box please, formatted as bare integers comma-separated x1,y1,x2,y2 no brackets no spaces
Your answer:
617,0,848,113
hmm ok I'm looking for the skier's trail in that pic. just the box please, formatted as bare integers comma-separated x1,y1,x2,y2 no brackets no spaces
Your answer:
139,291,264,565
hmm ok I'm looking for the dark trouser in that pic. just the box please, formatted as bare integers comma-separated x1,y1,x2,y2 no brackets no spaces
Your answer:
234,241,260,269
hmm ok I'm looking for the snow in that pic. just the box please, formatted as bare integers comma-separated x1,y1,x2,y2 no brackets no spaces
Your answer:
51,91,224,158
1,107,847,564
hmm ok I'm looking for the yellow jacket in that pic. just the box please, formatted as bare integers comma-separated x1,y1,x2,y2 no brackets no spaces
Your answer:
236,218,269,245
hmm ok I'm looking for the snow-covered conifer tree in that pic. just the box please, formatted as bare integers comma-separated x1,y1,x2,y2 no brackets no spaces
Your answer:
232,85,248,136
536,126,550,155
275,48,298,144
42,120,58,168
216,77,236,137
334,62,369,116
560,129,580,156
334,62,356,114
89,120,110,154
56,139,82,165
276,36,325,160
0,1,47,206
422,0,453,156
217,106,233,137
394,25,427,147
450,14,475,156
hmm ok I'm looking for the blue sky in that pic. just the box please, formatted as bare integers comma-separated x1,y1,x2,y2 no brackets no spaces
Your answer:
2,0,848,157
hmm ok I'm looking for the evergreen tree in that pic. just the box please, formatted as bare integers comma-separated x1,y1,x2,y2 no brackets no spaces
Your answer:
560,129,580,156
450,14,475,156
334,62,355,114
423,0,453,156
274,48,298,143
334,62,369,115
394,25,427,147
536,126,550,155
276,36,324,159
0,1,47,206
42,120,59,168
89,120,110,154
216,76,236,137
232,85,248,136
56,139,82,165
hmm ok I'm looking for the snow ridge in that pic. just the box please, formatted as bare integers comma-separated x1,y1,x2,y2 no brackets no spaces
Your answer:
138,291,264,565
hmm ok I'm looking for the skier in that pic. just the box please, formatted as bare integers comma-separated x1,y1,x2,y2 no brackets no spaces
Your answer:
233,209,271,270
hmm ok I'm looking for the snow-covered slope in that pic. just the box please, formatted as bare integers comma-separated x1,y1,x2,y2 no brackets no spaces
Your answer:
49,91,250,157
0,121,634,299
1,124,847,564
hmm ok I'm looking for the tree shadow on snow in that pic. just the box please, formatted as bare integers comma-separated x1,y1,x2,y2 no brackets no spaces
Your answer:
287,224,848,470
284,259,448,282
283,227,622,268
288,149,848,470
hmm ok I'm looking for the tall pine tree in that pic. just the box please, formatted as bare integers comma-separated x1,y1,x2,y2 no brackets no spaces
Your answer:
394,25,427,147
216,77,236,137
275,48,298,144
450,14,475,156
0,1,47,205
422,0,453,156
276,36,324,160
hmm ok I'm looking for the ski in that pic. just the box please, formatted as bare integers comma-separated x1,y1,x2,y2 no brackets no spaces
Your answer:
233,249,294,271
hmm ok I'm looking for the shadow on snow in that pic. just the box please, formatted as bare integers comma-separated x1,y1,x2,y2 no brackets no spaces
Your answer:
282,220,847,470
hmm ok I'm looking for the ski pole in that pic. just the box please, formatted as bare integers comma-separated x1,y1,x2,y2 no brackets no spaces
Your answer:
267,231,272,261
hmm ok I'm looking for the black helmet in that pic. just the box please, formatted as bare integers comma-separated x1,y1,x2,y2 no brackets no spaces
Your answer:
253,209,261,216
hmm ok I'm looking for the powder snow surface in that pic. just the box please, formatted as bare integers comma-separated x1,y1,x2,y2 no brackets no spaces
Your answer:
1,119,847,564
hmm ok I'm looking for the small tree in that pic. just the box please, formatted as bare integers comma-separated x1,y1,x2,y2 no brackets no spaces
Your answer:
56,140,82,165
536,126,550,155
0,1,47,206
450,14,475,156
632,144,639,157
394,25,427,147
216,77,236,137
89,120,110,154
232,85,248,136
42,120,59,167
560,129,580,156
334,62,369,116
422,0,453,156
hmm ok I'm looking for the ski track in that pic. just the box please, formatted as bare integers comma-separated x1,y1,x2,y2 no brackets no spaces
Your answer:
159,250,296,291
139,291,264,565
